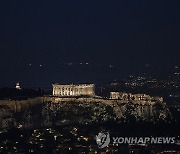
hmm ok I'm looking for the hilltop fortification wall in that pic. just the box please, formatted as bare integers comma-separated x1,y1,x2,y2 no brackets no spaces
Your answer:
0,96,158,112
0,97,42,112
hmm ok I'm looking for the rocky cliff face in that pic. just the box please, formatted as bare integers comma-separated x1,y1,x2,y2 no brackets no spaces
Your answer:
0,100,172,129
17,101,172,128
0,105,15,130
113,102,171,122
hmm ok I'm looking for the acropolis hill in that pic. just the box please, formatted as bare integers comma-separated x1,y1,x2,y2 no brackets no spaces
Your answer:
0,83,165,110
0,83,171,121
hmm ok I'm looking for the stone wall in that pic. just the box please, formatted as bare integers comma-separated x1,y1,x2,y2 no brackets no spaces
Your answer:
0,97,42,112
0,96,162,113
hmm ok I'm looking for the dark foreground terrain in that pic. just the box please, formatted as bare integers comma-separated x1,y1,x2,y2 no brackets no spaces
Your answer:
0,101,180,153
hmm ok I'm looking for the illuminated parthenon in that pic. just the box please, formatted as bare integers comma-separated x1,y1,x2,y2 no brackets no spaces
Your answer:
52,83,95,97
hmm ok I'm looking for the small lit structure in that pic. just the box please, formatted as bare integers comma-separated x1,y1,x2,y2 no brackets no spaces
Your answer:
110,92,132,100
15,82,21,90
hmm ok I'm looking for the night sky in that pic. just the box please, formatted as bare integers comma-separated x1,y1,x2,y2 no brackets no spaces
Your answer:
0,0,180,87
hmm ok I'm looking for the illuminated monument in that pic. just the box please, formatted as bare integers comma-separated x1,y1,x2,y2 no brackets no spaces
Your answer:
52,83,95,97
110,92,163,102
